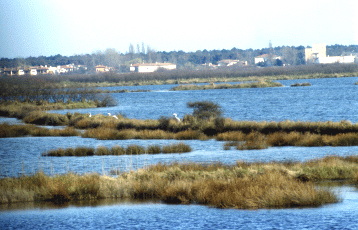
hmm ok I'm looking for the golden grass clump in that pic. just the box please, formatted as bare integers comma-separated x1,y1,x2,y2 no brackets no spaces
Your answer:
162,143,193,153
0,123,32,137
5,156,358,208
0,172,101,203
174,130,208,140
23,111,69,126
216,131,246,141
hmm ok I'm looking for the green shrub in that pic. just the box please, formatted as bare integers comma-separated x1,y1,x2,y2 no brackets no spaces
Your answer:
187,101,222,120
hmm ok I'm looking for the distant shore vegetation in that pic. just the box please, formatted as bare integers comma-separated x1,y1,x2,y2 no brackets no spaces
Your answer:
170,80,283,91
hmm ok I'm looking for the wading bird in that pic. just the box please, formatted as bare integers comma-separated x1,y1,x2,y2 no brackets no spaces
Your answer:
108,113,119,119
173,113,181,122
89,112,92,117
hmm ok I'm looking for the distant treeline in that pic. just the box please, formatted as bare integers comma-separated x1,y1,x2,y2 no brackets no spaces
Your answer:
1,44,357,71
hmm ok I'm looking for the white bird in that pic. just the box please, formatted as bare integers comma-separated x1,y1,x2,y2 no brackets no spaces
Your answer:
89,112,92,118
173,113,181,122
108,113,119,119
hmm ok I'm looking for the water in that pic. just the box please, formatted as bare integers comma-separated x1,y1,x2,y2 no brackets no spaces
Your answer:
50,77,358,122
1,136,358,177
1,77,358,228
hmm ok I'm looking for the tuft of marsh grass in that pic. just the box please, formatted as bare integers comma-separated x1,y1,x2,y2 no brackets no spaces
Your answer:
147,145,162,154
110,146,126,155
291,82,312,87
125,145,146,155
162,143,192,153
43,147,95,157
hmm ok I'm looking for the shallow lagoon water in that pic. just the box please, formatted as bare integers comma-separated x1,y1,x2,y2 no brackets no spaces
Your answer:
50,77,358,122
1,77,358,229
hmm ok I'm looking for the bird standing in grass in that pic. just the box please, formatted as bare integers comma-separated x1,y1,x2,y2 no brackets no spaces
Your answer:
108,113,119,119
173,113,181,122
89,112,92,117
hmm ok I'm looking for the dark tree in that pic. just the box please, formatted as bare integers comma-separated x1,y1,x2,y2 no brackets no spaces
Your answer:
187,101,222,120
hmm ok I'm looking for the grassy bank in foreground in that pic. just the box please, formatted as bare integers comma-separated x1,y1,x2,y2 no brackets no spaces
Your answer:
3,155,357,208
170,81,284,91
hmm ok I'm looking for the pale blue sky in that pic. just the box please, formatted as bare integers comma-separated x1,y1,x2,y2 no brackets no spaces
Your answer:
0,0,357,58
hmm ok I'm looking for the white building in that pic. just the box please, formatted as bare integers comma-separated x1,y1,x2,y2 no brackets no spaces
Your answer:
217,59,247,67
316,55,355,64
130,63,176,73
254,54,281,64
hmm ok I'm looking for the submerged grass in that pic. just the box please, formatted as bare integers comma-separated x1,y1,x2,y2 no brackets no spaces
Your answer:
3,155,354,208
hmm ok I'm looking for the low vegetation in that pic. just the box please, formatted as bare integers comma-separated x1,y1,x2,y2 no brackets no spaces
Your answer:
290,82,311,87
170,81,284,91
42,143,192,157
4,155,358,208
0,123,80,138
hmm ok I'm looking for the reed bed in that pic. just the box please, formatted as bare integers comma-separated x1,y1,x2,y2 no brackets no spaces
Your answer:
0,123,80,138
3,155,354,208
220,131,358,150
73,117,358,137
42,143,192,157
82,127,208,140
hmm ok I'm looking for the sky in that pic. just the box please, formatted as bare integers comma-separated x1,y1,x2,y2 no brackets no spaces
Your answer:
0,0,357,58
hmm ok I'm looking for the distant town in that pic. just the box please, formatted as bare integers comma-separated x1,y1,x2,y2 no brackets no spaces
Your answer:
1,43,357,76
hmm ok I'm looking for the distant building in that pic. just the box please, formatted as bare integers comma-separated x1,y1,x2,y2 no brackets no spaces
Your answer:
217,59,247,67
95,65,111,73
130,63,176,73
254,54,281,64
305,43,326,62
316,55,355,64
306,43,355,64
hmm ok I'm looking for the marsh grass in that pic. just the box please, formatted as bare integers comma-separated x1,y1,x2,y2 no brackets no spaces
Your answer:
3,155,353,208
162,143,192,153
42,143,192,157
0,123,80,138
23,111,69,126
219,131,358,150
291,82,312,87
